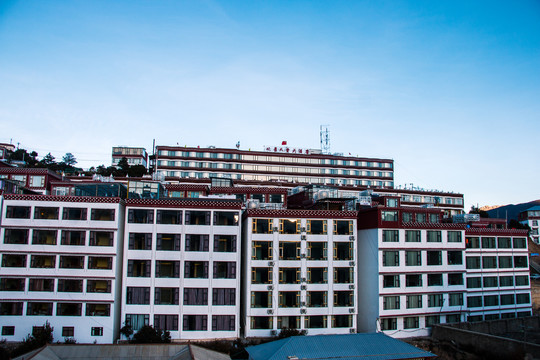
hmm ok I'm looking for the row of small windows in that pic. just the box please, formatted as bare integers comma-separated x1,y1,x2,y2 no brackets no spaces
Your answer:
126,314,236,332
126,287,235,306
249,315,353,330
400,195,464,206
252,219,353,235
382,230,462,243
4,229,115,246
252,241,353,261
0,278,111,292
465,256,528,269
157,150,392,168
1,254,112,270
251,267,354,284
6,206,114,221
465,237,527,249
128,209,239,226
0,302,110,317
466,275,529,288
382,250,463,267
382,273,465,288
383,293,464,310
1,325,103,337
129,234,237,252
251,290,353,308
467,293,531,307
127,260,236,279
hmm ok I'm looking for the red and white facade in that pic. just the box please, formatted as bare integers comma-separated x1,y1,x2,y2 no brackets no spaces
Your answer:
519,206,540,244
0,194,125,343
120,198,242,340
242,209,358,338
112,147,148,168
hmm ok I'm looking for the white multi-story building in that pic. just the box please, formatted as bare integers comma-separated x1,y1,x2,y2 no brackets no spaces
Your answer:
120,198,242,340
519,205,540,244
464,227,532,321
357,196,467,338
242,209,358,338
0,194,125,343
112,147,148,168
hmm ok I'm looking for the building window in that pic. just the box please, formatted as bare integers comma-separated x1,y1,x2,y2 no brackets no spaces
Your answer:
466,277,480,289
334,220,353,235
446,314,461,323
62,327,74,337
406,274,422,287
405,230,421,242
214,211,239,226
332,315,352,328
1,326,15,336
402,212,413,222
4,229,29,244
279,291,301,308
34,207,59,220
27,302,53,316
515,275,529,286
213,262,236,279
183,315,207,331
127,287,151,305
426,315,440,327
127,260,151,277
2,254,26,268
59,256,84,269
0,278,25,291
514,256,527,268
30,255,56,268
498,256,512,269
428,274,443,286
86,304,110,317
156,210,182,224
516,293,530,304
61,230,85,246
334,267,353,284
87,280,111,293
308,267,327,284
252,267,272,284
383,296,400,310
251,316,272,329
500,276,514,287
5,206,31,219
62,208,87,220
447,231,462,243
382,230,399,242
383,275,400,288
307,220,327,234
277,316,300,329
467,296,482,308
279,219,299,234
128,233,152,250
214,235,236,252
380,318,397,331
448,273,463,286
154,288,179,305
156,261,180,278
125,314,149,331
184,234,209,252
482,256,497,269
306,291,327,308
89,231,114,247
481,237,496,249
334,291,353,307
427,231,443,243
382,251,399,267
500,294,515,305
88,257,112,270
184,288,208,305
449,293,463,306
212,315,235,331
185,211,210,225
308,242,327,260
305,315,327,329
280,267,301,284
381,211,398,222
0,302,23,315
127,209,154,224
406,295,422,309
427,251,442,266
334,242,353,261
213,288,235,306
405,251,421,266
447,251,463,265
91,209,115,221
416,213,426,223
184,261,209,278
498,237,511,248
513,238,527,249
156,233,181,251
252,219,272,234
58,279,83,292
466,237,480,248
484,295,499,307
403,316,419,329
32,230,57,245
91,327,103,336
28,278,54,292
252,241,272,260
428,294,443,307
57,303,82,316
466,256,481,269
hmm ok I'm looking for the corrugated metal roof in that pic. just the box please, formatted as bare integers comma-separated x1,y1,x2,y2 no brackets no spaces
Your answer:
246,333,436,360
525,206,540,212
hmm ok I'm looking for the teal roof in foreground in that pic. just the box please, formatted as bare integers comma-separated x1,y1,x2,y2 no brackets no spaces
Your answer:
246,333,436,360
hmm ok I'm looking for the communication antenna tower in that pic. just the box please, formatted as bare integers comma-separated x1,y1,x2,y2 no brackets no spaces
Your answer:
320,125,330,154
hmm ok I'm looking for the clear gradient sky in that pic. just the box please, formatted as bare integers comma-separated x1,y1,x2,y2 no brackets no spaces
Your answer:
1,1,539,210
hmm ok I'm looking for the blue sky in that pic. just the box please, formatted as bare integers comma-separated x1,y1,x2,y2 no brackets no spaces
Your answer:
1,0,539,210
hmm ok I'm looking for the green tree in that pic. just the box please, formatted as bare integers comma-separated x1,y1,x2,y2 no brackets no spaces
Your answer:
62,153,77,167
128,165,148,177
40,153,56,167
131,325,170,344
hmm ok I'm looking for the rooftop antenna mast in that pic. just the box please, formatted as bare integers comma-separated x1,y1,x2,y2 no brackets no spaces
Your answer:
320,125,330,154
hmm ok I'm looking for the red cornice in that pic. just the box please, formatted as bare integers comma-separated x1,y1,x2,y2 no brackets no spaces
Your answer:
245,209,358,219
465,228,528,236
208,186,288,195
164,184,208,191
125,198,242,210
3,194,123,204
0,168,63,179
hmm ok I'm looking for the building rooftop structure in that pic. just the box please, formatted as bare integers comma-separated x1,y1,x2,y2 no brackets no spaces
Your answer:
246,333,436,360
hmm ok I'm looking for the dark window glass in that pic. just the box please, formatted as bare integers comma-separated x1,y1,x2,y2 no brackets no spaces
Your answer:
4,229,29,244
128,209,154,224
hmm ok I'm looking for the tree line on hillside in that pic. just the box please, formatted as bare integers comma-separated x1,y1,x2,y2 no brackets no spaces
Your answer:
4,147,148,177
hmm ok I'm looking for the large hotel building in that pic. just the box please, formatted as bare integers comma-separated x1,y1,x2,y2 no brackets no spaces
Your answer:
0,143,532,343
